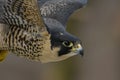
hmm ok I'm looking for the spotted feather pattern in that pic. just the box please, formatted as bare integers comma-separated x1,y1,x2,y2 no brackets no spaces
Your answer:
1,0,51,61
3,0,47,33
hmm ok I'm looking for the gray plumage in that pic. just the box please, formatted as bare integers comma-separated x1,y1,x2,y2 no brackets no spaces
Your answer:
39,0,87,26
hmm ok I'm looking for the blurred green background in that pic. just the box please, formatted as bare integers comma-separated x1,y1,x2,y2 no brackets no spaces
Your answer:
0,0,120,80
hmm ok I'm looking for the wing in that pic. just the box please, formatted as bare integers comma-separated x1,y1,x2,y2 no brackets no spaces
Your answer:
39,0,87,27
0,0,51,61
2,0,48,34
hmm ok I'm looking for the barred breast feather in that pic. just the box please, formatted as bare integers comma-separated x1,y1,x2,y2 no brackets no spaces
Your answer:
0,0,51,61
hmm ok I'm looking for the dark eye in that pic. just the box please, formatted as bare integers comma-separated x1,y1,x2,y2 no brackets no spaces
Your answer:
62,41,73,47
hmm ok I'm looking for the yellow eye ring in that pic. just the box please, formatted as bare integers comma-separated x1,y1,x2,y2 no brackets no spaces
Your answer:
62,41,73,47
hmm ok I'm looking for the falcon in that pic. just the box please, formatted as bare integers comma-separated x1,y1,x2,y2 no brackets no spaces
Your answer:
0,0,87,63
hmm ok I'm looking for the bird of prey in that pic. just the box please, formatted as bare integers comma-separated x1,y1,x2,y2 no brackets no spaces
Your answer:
0,0,87,63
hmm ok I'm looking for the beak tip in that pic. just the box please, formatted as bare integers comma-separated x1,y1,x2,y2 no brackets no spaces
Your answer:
79,49,84,57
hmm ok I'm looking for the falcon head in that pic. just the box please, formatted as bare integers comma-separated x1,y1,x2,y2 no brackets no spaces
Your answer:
51,31,83,57
40,32,83,63
40,18,83,63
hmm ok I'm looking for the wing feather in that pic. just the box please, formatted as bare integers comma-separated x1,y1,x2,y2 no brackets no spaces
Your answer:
2,0,48,34
39,0,87,27
0,0,50,50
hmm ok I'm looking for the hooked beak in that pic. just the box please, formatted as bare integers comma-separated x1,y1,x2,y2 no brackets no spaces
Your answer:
77,44,84,56
76,44,84,56
79,49,84,56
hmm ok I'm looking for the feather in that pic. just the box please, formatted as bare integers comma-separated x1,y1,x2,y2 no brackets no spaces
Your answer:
0,0,51,61
2,0,48,33
39,0,87,26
